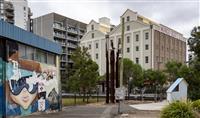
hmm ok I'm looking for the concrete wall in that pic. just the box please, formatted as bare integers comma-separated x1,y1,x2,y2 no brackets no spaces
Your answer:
33,14,54,41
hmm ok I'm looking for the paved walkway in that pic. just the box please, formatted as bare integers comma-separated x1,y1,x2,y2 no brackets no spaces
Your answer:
129,101,168,111
21,101,163,118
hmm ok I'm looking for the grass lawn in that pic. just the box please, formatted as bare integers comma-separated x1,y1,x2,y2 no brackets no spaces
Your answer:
62,97,105,106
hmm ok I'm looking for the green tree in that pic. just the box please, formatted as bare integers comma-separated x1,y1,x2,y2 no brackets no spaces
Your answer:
165,61,183,82
144,69,167,101
188,26,200,61
131,63,143,88
67,47,99,102
122,58,143,88
122,58,134,86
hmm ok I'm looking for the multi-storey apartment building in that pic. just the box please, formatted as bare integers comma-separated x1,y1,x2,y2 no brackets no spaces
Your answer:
0,0,14,24
80,9,186,76
0,0,32,30
33,13,87,79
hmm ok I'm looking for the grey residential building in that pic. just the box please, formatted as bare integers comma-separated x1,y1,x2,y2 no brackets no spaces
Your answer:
33,13,87,79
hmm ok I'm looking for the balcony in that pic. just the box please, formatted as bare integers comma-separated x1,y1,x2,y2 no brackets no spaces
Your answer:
79,31,85,36
6,19,14,24
67,43,77,49
62,50,67,54
68,59,73,63
67,36,78,42
53,23,66,31
60,42,66,47
4,2,14,12
68,51,73,55
60,58,67,62
53,33,66,39
5,12,14,18
67,28,78,35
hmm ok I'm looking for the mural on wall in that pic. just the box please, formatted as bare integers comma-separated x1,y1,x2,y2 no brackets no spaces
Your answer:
6,59,60,116
0,39,5,116
5,41,60,116
0,58,4,116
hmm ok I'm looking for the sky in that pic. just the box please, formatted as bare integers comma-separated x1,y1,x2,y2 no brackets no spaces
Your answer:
28,0,200,38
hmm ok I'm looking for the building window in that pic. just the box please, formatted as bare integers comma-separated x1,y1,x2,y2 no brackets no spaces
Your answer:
26,46,34,60
92,33,94,38
96,53,98,59
145,56,149,63
89,44,91,49
145,44,149,50
127,36,130,43
136,46,139,51
127,25,130,31
47,53,56,65
36,49,47,63
18,43,55,65
127,16,130,22
136,34,139,41
24,6,26,11
91,25,94,30
127,48,130,53
145,32,149,40
136,58,139,64
96,43,98,49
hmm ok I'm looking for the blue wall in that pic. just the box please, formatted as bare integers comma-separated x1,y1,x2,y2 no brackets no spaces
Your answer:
0,20,61,54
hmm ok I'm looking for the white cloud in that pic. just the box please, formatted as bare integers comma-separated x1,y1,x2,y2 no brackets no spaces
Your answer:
28,0,200,37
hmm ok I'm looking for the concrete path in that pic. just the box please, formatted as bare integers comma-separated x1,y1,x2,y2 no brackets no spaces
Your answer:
129,101,168,111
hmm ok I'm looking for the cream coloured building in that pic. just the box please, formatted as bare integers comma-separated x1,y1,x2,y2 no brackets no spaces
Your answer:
80,9,186,76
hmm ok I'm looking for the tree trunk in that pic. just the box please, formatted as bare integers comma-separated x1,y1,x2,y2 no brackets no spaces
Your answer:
86,91,89,103
74,92,77,105
83,88,86,102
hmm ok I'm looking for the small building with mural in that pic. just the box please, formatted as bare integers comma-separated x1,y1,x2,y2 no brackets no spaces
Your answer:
0,20,62,117
166,78,188,103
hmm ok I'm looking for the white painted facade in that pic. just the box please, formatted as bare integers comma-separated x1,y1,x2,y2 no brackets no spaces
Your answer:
167,78,188,103
80,9,186,76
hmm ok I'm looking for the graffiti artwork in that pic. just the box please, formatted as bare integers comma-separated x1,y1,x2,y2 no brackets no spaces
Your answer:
1,41,61,117
5,59,60,116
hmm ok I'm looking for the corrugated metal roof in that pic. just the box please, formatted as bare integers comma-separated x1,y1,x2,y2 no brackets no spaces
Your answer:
166,78,188,93
0,20,61,54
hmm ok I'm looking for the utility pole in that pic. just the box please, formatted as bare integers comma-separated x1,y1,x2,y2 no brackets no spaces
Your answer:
110,40,115,103
119,18,125,87
116,40,120,88
105,34,110,104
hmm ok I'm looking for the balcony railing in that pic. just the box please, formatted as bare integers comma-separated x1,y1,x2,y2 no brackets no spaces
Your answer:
67,28,78,34
68,51,73,55
68,59,73,63
53,24,66,31
61,42,66,46
67,43,77,49
67,36,78,42
53,33,66,39
5,12,14,18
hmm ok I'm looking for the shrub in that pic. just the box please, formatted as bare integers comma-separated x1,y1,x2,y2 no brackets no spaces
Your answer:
161,101,195,118
192,100,200,112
